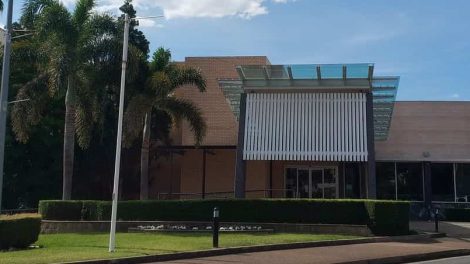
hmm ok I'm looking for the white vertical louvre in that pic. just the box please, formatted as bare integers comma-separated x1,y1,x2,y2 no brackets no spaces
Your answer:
243,92,368,161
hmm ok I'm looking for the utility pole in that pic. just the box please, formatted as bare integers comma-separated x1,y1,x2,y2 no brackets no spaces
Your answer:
109,13,130,252
108,13,163,252
0,0,14,214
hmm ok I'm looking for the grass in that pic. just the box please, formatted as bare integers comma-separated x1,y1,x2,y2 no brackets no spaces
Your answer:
0,232,360,264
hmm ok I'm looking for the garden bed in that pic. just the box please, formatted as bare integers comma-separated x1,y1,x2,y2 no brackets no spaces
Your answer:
39,199,410,236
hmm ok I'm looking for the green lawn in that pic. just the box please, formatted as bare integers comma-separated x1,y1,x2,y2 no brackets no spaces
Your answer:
0,232,359,264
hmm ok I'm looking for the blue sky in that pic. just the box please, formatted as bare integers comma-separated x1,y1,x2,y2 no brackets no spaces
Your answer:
4,0,470,101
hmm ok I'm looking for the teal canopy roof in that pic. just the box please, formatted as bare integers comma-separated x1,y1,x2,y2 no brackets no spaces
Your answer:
236,64,374,90
238,63,373,80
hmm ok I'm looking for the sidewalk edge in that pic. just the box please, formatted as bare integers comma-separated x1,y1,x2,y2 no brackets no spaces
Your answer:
338,249,470,264
62,233,446,264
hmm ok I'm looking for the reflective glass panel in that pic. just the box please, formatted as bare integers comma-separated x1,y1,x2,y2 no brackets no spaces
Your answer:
311,170,323,198
298,169,310,198
285,168,297,198
345,163,361,198
396,163,423,201
376,162,396,200
455,163,470,202
346,64,371,78
290,65,317,79
320,64,343,79
431,163,455,202
323,168,337,199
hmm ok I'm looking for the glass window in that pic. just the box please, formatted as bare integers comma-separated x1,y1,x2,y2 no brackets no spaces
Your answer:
344,163,360,198
431,163,454,202
396,163,423,201
376,162,396,200
455,164,470,202
285,168,297,198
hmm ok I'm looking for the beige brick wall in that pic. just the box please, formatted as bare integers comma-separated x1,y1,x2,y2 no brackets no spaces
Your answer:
376,101,470,162
175,56,269,146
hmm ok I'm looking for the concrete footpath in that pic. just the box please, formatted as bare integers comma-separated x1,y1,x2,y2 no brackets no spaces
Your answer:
161,237,470,264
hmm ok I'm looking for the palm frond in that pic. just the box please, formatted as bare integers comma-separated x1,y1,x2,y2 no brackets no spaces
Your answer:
150,47,171,72
36,2,76,46
158,97,206,145
148,71,172,96
39,36,68,97
72,0,95,30
169,66,206,93
20,0,55,29
127,44,146,82
123,94,153,147
11,73,49,143
74,101,94,149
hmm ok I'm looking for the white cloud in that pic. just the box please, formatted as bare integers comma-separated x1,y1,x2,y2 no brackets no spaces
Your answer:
136,19,159,28
94,0,292,19
451,93,460,99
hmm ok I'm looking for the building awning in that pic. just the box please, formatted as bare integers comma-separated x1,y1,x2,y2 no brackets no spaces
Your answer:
236,64,374,90
219,64,399,141
372,77,399,140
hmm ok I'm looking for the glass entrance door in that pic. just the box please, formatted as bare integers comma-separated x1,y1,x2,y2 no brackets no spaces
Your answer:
285,167,338,199
323,168,337,199
311,169,323,198
298,169,310,198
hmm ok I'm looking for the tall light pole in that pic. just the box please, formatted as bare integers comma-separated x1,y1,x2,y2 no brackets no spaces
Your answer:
109,13,130,252
0,0,14,214
108,13,164,252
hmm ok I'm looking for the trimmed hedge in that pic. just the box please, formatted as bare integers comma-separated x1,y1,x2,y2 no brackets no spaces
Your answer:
445,208,470,222
0,214,41,249
365,201,410,235
39,199,409,235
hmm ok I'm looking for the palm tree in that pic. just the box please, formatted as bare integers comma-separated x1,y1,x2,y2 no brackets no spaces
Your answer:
124,47,207,200
12,0,143,200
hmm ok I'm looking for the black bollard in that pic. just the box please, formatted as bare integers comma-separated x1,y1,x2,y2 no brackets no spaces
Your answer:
213,207,220,248
434,208,439,233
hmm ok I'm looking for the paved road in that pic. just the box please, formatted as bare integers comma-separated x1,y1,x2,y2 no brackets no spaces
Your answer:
411,221,470,238
160,238,470,264
407,255,470,264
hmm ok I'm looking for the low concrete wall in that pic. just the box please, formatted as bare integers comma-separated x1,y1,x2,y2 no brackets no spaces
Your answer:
41,220,372,236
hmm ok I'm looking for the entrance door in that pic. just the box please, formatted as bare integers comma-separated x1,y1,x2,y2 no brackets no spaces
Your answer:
323,168,337,199
285,167,338,199
297,169,310,198
311,169,323,198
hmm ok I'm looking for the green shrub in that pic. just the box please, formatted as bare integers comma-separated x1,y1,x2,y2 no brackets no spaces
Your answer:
445,208,470,222
38,200,83,220
0,214,41,249
366,201,410,236
39,199,409,235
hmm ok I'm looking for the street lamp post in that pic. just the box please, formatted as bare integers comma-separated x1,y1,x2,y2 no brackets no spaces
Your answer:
108,13,130,252
0,0,14,214
108,13,164,252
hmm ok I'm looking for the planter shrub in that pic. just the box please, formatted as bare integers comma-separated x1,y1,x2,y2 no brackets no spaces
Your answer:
39,199,409,235
366,201,410,236
0,214,41,249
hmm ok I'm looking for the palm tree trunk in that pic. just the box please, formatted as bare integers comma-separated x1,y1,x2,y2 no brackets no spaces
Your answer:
140,112,151,200
62,81,76,200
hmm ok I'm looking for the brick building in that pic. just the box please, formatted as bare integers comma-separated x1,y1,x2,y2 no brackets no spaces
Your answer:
148,56,470,209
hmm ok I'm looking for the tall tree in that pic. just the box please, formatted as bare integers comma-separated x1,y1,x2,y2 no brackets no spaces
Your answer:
13,0,144,200
124,47,207,200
